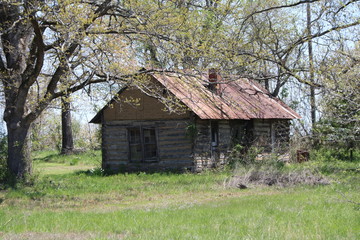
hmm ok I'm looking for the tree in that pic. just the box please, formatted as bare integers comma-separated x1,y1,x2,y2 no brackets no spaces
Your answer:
216,0,360,133
0,0,209,178
315,46,360,159
1,0,359,178
306,0,316,128
61,94,74,154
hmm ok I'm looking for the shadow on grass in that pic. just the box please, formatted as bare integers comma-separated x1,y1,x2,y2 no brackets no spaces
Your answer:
33,153,60,162
74,167,187,177
0,172,39,190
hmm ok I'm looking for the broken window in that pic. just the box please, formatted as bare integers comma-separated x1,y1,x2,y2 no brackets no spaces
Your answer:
128,127,158,162
129,128,142,162
211,121,219,147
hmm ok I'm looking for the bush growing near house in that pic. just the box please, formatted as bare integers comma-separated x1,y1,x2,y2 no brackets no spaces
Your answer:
226,143,331,188
226,163,330,188
311,146,360,162
86,167,105,176
227,144,264,168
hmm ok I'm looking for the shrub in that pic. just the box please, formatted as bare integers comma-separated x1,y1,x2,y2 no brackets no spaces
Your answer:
226,143,330,188
311,146,360,162
226,165,330,188
228,144,263,168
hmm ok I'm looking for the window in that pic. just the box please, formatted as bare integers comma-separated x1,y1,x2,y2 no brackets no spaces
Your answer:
128,127,158,162
129,128,142,162
211,121,219,147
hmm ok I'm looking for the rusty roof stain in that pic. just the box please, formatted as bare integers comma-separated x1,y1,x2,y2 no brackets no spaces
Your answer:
90,71,300,123
152,72,300,120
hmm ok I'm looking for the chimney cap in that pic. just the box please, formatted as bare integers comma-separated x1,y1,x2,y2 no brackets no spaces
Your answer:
209,68,220,83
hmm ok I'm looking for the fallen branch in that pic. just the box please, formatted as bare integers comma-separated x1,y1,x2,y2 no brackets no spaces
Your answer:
2,218,13,227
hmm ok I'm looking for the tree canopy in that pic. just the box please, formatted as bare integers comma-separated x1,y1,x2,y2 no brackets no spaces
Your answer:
0,0,359,177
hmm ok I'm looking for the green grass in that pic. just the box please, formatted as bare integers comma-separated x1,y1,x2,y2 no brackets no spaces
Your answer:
32,150,101,165
32,150,100,175
0,150,359,239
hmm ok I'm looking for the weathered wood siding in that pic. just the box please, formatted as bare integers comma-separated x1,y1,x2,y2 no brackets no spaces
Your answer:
101,118,291,172
218,120,231,162
252,119,291,152
273,120,290,152
193,119,211,171
102,119,193,172
193,119,232,171
253,119,272,151
103,87,190,121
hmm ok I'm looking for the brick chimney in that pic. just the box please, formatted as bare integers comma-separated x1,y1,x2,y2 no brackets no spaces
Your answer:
208,68,220,91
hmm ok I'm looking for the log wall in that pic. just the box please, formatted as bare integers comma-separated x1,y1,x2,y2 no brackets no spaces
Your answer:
193,119,211,171
252,119,291,152
102,119,193,172
273,120,291,152
193,119,233,171
253,119,272,151
101,118,291,172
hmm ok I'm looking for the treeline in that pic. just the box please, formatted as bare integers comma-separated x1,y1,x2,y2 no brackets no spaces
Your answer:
0,0,359,178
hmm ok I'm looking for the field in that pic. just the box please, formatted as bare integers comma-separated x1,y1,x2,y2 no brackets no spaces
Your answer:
0,150,359,239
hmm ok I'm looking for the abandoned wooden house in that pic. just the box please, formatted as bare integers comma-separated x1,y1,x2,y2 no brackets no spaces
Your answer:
90,70,300,172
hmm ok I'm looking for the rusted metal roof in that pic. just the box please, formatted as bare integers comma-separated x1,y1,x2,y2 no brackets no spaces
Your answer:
152,72,300,120
90,71,300,123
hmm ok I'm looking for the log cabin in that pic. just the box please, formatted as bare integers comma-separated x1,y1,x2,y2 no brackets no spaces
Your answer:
90,70,300,172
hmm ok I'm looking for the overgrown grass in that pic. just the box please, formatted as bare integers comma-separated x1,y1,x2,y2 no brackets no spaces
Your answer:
0,150,359,239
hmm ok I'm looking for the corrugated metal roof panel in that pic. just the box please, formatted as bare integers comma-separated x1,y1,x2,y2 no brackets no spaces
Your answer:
153,72,300,120
90,71,300,123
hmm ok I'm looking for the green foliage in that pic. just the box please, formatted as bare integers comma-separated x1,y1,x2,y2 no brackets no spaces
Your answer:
316,46,360,154
228,144,264,168
227,144,356,187
311,147,360,163
86,167,105,176
31,108,101,151
0,133,8,187
315,118,359,149
31,112,62,151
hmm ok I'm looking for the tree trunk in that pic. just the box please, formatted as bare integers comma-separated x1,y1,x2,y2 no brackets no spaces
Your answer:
61,96,74,154
6,122,32,178
307,1,316,128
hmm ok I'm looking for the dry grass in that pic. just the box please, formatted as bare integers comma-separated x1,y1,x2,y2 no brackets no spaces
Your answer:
225,167,330,189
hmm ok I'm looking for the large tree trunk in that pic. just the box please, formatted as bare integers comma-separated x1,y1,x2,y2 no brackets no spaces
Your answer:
1,2,34,179
6,121,32,178
61,96,74,154
0,0,127,178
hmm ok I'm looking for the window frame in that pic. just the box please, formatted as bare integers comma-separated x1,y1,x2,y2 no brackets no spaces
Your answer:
127,127,159,163
211,121,219,147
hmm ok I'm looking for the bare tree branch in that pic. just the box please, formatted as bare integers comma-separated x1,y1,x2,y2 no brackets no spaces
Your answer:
286,20,360,55
243,0,321,23
335,0,360,15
